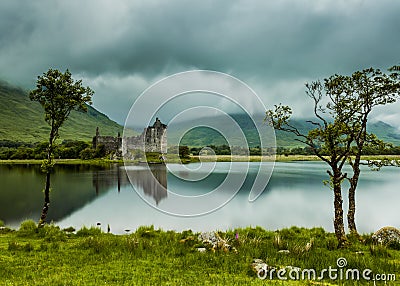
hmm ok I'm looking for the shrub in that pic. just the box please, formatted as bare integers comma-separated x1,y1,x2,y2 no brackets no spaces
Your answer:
76,226,102,237
17,220,38,237
38,224,67,242
136,225,159,238
80,147,94,160
0,219,4,227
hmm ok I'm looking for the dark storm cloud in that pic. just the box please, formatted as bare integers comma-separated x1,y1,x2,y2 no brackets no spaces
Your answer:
0,0,399,124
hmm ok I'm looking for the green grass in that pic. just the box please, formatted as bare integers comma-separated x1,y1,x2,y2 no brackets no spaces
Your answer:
2,154,400,166
0,158,124,166
0,223,398,285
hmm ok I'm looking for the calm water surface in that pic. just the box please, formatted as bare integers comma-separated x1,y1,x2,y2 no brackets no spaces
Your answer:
0,162,398,233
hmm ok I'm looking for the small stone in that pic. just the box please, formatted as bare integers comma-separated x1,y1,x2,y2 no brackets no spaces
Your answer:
197,247,207,252
251,259,269,274
278,249,290,254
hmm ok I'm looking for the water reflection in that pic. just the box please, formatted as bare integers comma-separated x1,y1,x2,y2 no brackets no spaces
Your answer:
124,165,167,205
0,162,398,234
0,164,107,227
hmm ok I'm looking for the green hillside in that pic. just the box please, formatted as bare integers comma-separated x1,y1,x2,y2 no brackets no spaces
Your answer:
171,114,400,148
0,81,123,143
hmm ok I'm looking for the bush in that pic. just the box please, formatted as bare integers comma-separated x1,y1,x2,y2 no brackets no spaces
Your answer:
80,147,95,160
136,225,159,238
0,219,4,227
38,224,67,242
76,226,102,237
17,220,38,237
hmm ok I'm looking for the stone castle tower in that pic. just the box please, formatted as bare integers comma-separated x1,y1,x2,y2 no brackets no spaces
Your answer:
93,118,167,157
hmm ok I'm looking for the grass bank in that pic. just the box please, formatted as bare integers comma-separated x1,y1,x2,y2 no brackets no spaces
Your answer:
0,222,399,285
194,154,400,162
0,158,123,166
1,154,400,165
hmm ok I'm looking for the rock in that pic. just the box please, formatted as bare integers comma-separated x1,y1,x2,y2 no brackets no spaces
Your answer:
198,231,237,252
251,258,270,275
278,249,290,254
372,226,400,245
196,247,207,253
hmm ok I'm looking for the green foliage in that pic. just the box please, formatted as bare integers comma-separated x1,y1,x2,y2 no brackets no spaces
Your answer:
93,144,106,158
179,145,190,159
38,224,67,242
76,226,102,237
79,147,95,160
267,66,400,246
17,220,38,237
0,219,4,227
29,69,94,138
40,158,55,173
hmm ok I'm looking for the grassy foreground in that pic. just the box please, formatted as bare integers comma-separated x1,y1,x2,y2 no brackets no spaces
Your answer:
0,222,399,285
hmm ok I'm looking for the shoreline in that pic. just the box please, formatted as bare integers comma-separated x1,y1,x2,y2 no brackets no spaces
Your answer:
1,154,400,165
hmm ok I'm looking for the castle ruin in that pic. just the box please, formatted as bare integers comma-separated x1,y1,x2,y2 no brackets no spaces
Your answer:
92,118,167,158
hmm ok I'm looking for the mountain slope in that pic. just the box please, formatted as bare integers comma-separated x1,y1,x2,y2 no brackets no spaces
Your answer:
170,114,400,148
0,81,123,143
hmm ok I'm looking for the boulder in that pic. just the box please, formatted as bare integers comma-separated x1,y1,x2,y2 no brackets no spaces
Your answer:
198,231,236,252
372,226,400,245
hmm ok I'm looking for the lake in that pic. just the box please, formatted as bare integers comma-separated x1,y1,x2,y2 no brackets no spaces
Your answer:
0,161,398,234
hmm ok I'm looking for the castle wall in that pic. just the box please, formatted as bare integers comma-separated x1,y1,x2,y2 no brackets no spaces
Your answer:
95,118,167,159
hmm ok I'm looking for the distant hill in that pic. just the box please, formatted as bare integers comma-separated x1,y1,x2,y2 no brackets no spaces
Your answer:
170,114,400,148
3,80,399,148
0,81,123,143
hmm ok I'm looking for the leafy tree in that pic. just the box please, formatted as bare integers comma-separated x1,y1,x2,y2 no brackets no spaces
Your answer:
266,66,400,247
324,67,400,237
268,105,352,247
30,69,94,227
179,145,190,159
80,147,95,160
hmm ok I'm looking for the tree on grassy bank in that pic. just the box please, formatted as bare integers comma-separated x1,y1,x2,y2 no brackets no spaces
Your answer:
324,67,400,237
267,66,400,247
30,69,94,227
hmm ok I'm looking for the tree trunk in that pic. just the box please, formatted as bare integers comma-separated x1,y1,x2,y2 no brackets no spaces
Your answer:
348,156,360,237
332,171,347,248
38,172,51,227
38,129,54,227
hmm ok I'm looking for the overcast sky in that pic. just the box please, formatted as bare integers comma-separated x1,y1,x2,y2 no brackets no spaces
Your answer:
0,0,399,127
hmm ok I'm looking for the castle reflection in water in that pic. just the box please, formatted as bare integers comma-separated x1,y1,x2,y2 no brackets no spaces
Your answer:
92,164,167,205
